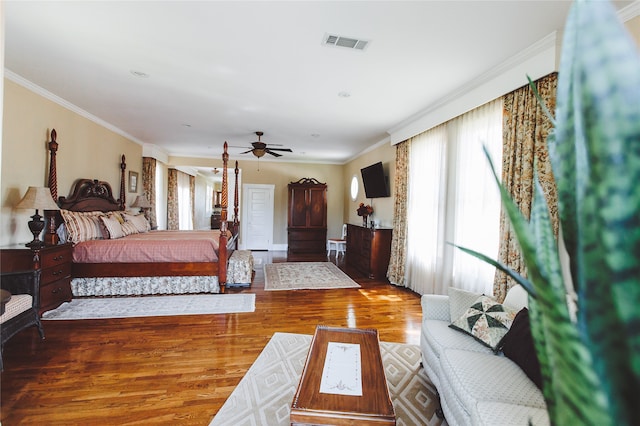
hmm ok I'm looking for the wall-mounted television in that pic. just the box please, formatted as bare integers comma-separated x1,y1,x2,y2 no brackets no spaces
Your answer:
361,161,390,198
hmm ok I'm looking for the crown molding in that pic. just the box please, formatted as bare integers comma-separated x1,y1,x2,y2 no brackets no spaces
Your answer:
388,31,558,138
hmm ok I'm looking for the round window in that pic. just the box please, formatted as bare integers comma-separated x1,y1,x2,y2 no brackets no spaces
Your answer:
350,175,359,201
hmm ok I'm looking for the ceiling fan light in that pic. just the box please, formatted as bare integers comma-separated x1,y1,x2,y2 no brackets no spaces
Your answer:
254,149,266,158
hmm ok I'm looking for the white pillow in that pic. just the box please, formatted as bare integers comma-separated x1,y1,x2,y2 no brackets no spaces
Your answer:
123,213,150,233
56,223,68,244
100,215,124,239
448,287,483,322
502,285,529,310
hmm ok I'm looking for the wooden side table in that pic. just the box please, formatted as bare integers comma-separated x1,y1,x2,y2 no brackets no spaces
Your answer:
0,243,73,315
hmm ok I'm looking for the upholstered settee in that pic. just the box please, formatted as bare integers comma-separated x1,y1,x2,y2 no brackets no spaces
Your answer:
420,285,549,426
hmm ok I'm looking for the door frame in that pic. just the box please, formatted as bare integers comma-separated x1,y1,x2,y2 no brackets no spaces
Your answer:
240,183,275,250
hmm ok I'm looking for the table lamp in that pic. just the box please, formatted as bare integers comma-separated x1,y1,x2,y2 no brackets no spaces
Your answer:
131,195,152,220
16,186,60,248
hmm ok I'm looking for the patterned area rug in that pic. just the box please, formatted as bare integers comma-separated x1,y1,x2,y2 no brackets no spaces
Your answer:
42,294,256,320
263,262,360,291
209,332,446,426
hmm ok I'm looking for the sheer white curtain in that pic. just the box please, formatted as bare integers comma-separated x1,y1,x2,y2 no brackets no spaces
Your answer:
407,124,449,295
448,99,503,294
177,171,193,230
155,163,167,230
405,99,503,295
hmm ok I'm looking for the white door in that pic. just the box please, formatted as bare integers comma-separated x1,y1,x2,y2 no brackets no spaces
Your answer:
241,184,274,250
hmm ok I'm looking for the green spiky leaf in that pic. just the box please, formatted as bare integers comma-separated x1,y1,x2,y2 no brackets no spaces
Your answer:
551,0,640,423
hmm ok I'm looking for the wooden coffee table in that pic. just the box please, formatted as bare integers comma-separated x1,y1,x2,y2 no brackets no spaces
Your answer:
290,325,395,425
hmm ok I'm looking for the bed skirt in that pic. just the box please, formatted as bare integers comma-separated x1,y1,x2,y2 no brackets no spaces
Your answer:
71,276,220,297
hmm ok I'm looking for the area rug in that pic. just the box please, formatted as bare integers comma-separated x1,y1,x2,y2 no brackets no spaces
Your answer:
263,262,360,291
42,294,256,320
209,332,445,426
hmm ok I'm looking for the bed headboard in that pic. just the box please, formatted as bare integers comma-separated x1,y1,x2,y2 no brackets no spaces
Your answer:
58,178,123,212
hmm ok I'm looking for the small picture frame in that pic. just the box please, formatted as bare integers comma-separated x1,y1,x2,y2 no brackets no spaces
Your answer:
128,171,138,193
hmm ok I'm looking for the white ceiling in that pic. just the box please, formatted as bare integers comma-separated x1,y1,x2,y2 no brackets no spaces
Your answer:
4,1,636,165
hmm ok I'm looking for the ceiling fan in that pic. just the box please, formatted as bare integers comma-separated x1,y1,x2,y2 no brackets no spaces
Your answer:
238,132,293,158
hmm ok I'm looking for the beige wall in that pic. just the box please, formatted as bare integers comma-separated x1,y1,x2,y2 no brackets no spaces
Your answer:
1,79,142,246
171,155,345,246
342,142,395,229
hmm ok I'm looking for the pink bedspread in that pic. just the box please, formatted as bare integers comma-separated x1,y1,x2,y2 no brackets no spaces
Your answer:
72,230,224,263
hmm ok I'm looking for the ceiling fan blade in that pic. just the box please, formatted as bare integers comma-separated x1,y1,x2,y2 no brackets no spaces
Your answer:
265,148,292,152
240,149,253,154
266,150,282,157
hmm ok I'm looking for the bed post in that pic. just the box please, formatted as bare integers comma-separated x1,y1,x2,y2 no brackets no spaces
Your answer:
233,160,239,248
119,155,126,210
44,129,60,246
218,142,229,292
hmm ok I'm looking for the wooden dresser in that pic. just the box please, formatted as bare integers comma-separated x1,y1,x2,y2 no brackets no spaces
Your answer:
287,178,327,254
0,243,73,315
346,224,393,280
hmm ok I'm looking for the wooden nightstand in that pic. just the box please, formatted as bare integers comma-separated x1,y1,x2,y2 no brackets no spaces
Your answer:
1,243,73,315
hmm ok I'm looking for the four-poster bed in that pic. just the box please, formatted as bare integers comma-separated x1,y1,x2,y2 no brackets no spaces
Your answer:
46,130,240,295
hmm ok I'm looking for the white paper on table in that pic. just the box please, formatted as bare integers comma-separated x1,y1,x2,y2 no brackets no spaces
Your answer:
319,342,363,396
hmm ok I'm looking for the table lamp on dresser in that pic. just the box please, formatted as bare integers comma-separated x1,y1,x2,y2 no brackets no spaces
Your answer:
15,186,60,248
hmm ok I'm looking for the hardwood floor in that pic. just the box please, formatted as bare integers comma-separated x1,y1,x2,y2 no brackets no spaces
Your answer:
1,251,422,425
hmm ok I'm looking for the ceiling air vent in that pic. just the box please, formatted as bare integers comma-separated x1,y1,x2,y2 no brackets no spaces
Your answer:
324,34,369,51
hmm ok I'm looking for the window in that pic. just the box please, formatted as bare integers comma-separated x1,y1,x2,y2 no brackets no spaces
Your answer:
406,99,503,296
177,172,193,230
155,162,166,230
350,175,359,200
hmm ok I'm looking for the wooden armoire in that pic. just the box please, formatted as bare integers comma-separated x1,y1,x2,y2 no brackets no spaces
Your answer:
287,178,327,254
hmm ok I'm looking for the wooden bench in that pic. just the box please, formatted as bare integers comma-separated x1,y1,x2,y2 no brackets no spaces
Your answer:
226,250,253,288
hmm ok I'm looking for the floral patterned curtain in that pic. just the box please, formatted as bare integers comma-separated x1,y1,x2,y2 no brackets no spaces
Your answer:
494,72,559,300
142,157,157,229
167,168,179,230
387,140,410,286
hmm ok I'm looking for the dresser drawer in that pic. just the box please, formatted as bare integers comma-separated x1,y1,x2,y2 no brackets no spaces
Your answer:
356,256,370,273
41,245,72,268
40,278,72,314
288,229,327,241
41,262,72,285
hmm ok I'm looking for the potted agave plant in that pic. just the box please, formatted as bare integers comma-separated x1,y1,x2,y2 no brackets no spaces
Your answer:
457,0,640,424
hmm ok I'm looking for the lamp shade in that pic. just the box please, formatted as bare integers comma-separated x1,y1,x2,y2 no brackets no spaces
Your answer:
16,187,60,211
131,195,152,208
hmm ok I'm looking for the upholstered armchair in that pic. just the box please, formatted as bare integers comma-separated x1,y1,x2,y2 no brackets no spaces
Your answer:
0,269,45,371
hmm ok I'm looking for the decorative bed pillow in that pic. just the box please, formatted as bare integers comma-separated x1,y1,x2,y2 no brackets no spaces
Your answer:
448,287,482,322
106,211,125,224
123,213,150,233
449,295,518,350
100,215,124,239
120,221,139,236
499,308,543,389
60,210,105,243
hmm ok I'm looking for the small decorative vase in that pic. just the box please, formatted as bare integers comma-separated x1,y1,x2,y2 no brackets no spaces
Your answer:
362,215,368,227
